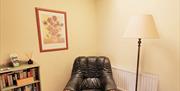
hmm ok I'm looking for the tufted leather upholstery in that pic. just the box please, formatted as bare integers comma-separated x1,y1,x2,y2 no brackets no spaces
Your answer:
64,56,118,91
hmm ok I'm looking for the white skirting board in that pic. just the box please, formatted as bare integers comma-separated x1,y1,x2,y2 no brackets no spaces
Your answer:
112,65,159,91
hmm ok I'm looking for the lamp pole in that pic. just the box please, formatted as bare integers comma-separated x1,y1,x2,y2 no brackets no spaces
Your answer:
135,38,142,91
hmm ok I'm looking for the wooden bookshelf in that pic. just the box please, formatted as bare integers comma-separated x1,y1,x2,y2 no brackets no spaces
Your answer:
0,63,41,91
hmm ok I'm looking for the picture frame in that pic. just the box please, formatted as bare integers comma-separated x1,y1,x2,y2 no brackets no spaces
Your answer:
35,7,68,52
10,53,20,67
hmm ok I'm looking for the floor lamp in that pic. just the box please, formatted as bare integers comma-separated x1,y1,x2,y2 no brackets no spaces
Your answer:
123,15,159,91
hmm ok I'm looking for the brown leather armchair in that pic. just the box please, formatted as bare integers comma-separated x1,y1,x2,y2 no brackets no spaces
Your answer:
64,56,120,91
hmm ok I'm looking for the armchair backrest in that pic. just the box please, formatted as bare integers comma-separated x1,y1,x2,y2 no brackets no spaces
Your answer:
72,56,113,78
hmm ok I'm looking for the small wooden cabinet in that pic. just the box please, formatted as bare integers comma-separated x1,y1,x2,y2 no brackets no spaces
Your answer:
0,63,41,91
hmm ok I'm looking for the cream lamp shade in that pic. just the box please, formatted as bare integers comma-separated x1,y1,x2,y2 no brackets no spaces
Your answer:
123,15,159,38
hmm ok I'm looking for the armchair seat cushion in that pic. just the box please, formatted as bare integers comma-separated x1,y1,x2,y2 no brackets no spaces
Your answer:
80,78,101,89
82,89,102,91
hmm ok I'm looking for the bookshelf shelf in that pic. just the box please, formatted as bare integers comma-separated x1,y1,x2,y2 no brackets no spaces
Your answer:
0,63,41,91
1,80,40,91
0,64,39,74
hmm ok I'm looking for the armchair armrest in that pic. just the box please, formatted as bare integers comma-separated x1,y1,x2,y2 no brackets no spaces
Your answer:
102,75,117,91
64,58,83,91
101,58,117,91
64,74,83,91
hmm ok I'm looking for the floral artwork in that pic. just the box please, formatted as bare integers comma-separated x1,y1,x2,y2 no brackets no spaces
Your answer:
35,8,68,52
42,15,64,44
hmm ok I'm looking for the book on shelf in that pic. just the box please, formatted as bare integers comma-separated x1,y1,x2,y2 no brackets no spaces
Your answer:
0,67,39,88
15,83,39,91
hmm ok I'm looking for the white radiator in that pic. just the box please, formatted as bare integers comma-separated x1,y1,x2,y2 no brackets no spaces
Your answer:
112,65,159,91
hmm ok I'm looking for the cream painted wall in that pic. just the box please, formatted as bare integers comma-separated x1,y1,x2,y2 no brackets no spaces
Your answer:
0,0,97,91
0,1,2,62
0,0,179,91
96,0,180,91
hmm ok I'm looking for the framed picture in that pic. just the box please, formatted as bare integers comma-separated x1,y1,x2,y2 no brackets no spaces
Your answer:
10,53,20,67
35,8,68,52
